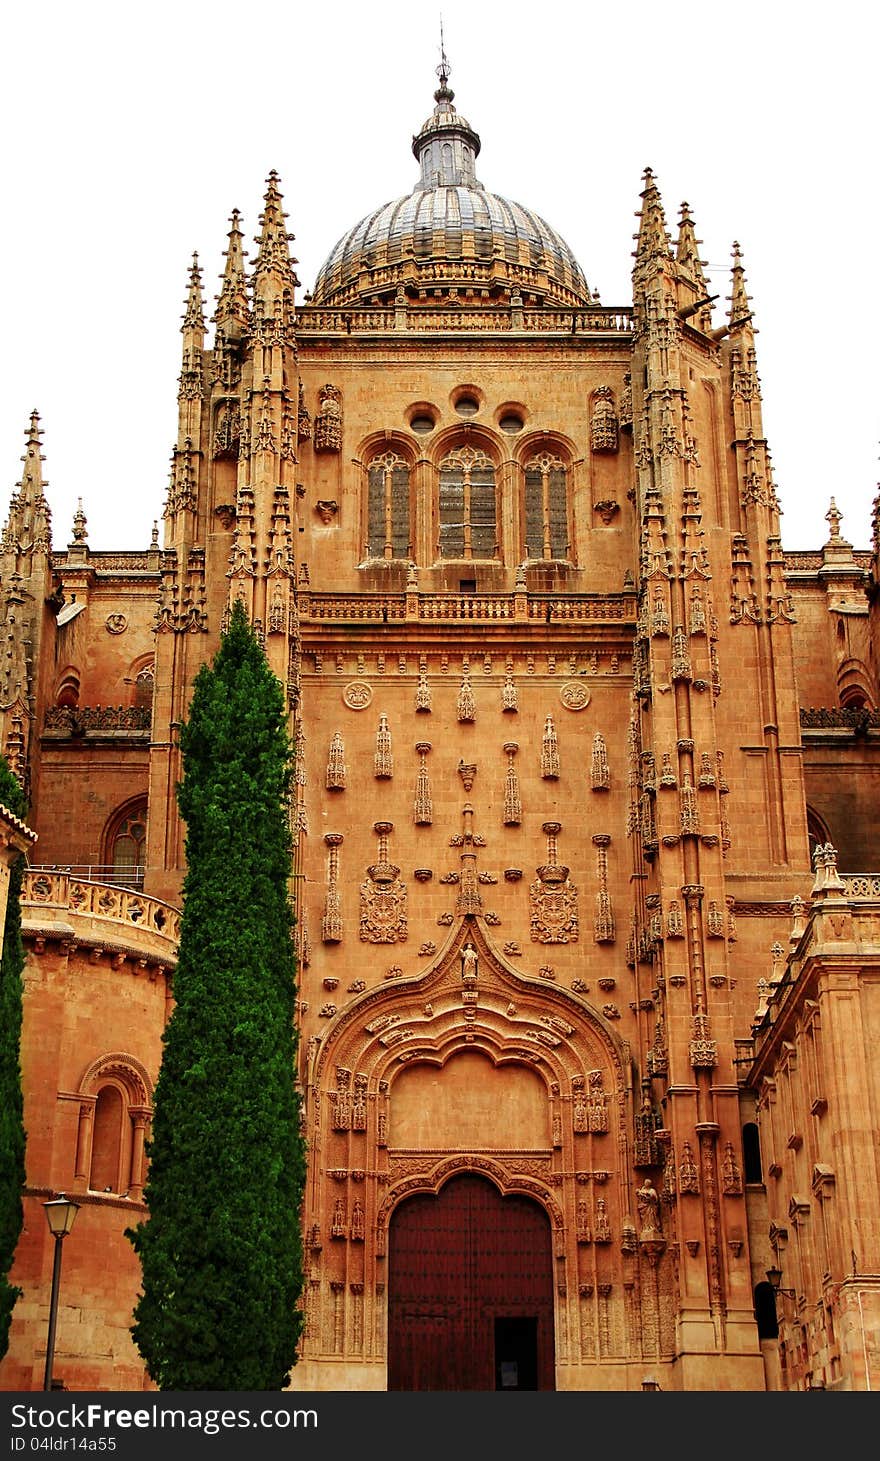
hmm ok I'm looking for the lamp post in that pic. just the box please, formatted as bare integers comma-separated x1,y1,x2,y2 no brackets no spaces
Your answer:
42,1194,79,1392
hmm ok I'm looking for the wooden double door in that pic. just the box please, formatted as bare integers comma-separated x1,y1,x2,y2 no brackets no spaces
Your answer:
387,1174,556,1391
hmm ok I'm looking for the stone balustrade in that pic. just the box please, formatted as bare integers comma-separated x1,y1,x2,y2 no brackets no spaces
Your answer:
22,869,179,965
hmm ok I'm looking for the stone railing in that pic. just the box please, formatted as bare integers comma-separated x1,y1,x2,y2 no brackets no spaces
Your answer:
43,705,152,734
799,707,879,730
296,306,634,335
22,870,180,963
840,874,880,898
301,591,635,625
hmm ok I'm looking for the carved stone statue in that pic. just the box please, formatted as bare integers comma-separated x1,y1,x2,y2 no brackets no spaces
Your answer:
637,1177,662,1235
461,942,478,981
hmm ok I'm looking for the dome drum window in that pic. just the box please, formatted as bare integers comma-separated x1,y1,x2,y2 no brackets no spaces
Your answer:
438,446,497,561
525,452,569,561
367,451,411,560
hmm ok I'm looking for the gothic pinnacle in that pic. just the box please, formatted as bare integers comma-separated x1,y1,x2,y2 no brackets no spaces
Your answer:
18,409,48,500
676,202,711,294
254,172,300,286
727,242,753,328
181,252,206,332
633,167,673,266
213,208,249,336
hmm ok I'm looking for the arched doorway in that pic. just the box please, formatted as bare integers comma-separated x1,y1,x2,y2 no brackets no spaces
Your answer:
387,1173,556,1391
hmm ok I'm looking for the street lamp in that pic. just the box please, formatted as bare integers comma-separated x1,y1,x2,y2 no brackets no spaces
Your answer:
42,1194,79,1392
765,1265,796,1300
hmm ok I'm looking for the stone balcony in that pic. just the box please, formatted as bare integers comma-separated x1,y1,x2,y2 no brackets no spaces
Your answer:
21,869,179,972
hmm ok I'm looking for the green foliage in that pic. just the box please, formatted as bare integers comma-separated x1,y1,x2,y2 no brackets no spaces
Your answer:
127,602,306,1390
0,757,27,1362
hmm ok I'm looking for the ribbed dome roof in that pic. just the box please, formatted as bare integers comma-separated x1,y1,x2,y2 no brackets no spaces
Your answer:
309,75,593,310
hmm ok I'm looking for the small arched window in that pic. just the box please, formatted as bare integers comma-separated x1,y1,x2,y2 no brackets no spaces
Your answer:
107,799,148,888
438,446,496,560
77,1054,153,1201
56,673,80,709
367,451,411,559
806,807,832,868
90,1086,124,1192
524,452,568,560
743,1122,763,1184
134,665,154,714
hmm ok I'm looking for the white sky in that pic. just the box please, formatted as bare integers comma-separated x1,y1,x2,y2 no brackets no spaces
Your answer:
1,0,877,552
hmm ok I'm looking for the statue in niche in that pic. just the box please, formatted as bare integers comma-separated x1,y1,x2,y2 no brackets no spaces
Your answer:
461,943,478,981
637,1178,662,1235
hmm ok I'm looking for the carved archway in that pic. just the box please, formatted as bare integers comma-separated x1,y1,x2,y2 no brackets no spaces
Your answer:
301,918,641,1378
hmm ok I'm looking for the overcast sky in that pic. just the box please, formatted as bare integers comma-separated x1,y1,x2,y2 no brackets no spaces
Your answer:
1,0,877,552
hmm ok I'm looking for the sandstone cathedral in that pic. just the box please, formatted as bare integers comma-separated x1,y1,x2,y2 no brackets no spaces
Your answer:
0,62,878,1392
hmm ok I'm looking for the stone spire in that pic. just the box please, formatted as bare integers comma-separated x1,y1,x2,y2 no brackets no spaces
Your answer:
213,208,249,341
253,173,299,298
181,252,205,332
633,168,674,270
727,241,753,328
2,411,52,559
675,202,712,295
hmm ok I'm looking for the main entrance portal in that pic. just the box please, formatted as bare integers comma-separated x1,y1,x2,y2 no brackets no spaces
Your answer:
387,1173,556,1390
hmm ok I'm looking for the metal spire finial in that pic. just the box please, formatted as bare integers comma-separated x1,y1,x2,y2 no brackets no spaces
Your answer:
438,15,449,86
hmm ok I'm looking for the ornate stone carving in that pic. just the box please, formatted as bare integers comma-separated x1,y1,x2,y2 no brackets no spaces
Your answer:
590,386,619,453
503,742,521,826
313,383,342,452
501,672,518,712
530,822,578,944
560,682,590,711
591,732,610,790
541,716,560,778
415,669,432,712
343,681,373,711
457,664,476,722
414,742,432,825
326,732,346,791
360,822,407,944
721,1140,743,1195
592,833,614,943
374,714,393,778
322,834,344,943
679,1141,699,1194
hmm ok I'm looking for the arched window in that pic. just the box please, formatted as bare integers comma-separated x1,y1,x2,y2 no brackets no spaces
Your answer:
524,451,568,560
105,798,148,888
90,1086,124,1192
367,451,411,559
133,664,154,714
56,672,80,709
806,807,832,867
439,446,496,560
742,1122,763,1184
76,1054,152,1201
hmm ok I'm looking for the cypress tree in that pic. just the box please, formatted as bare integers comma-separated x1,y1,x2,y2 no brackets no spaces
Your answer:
0,756,27,1363
127,601,306,1390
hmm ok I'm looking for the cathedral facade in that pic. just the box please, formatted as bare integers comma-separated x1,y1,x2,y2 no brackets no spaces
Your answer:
1,70,878,1392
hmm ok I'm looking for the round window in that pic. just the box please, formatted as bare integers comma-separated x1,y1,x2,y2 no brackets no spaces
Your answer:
410,415,436,434
455,396,480,418
499,413,524,433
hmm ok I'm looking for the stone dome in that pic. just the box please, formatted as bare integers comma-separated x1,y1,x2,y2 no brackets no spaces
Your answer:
309,76,593,310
